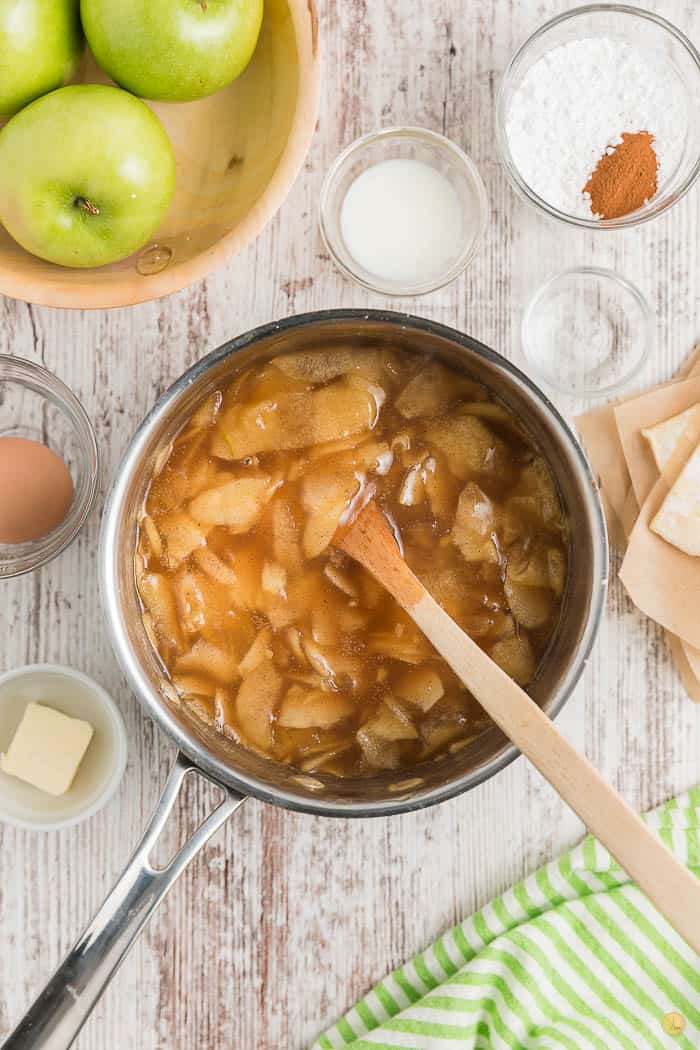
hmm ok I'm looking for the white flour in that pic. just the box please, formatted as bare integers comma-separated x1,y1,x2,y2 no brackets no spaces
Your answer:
505,37,688,218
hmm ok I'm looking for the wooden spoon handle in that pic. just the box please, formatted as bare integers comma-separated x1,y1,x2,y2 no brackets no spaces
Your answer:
338,503,700,955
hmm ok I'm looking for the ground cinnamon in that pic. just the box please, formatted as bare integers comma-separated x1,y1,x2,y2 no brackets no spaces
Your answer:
584,131,658,220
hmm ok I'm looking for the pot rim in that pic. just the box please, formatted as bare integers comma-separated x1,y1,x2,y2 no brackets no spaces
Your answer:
99,309,608,817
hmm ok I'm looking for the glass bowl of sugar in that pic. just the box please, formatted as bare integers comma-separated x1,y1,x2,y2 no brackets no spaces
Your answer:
319,126,488,295
496,5,700,229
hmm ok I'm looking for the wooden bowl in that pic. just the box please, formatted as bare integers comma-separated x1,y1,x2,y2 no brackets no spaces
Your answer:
0,0,320,309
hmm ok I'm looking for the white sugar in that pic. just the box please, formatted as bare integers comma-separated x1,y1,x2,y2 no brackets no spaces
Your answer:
505,37,688,218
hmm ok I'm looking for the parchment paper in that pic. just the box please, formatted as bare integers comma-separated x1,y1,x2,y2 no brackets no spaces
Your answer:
614,375,700,507
576,346,700,698
576,404,631,531
669,635,700,702
681,639,700,681
575,346,700,527
620,414,700,649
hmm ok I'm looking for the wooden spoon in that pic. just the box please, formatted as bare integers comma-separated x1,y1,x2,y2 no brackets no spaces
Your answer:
337,501,700,955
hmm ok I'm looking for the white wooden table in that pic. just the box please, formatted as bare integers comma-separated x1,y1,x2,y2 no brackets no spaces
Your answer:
2,2,700,1046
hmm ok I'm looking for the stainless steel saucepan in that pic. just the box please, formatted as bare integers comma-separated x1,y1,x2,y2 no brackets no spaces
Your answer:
2,311,607,1049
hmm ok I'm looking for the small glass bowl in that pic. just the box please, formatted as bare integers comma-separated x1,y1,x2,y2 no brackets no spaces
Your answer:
496,4,700,229
319,126,488,296
522,267,652,398
0,356,98,578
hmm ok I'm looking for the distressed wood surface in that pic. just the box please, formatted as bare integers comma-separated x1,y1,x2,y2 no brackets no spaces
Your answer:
2,1,700,1047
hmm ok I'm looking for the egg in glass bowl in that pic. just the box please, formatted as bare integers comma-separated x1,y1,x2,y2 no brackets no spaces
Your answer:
0,355,98,578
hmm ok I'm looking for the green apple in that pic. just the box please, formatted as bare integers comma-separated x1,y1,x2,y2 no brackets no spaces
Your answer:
81,0,264,103
0,84,176,268
0,0,83,116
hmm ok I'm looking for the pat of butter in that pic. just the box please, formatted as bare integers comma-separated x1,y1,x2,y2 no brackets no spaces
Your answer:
1,702,94,797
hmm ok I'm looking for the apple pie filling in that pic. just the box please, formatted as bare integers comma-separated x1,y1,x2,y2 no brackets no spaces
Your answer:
135,347,569,777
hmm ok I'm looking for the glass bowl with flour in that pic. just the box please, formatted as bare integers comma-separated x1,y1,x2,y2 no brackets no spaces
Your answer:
496,5,700,229
320,127,488,295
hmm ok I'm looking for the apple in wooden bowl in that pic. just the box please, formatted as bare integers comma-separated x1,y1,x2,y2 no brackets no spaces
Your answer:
0,0,320,309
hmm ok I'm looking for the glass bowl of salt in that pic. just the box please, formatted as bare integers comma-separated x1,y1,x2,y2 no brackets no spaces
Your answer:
496,4,700,229
319,126,488,295
522,267,652,398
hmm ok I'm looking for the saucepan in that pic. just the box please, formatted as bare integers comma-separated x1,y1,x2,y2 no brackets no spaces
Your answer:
2,311,608,1049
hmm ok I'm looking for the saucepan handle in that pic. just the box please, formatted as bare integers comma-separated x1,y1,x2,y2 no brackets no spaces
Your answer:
1,751,246,1050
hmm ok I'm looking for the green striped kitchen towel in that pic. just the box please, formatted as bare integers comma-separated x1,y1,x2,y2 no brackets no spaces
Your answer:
313,788,700,1050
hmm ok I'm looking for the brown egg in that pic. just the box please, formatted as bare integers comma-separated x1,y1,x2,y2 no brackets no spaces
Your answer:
0,437,74,544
